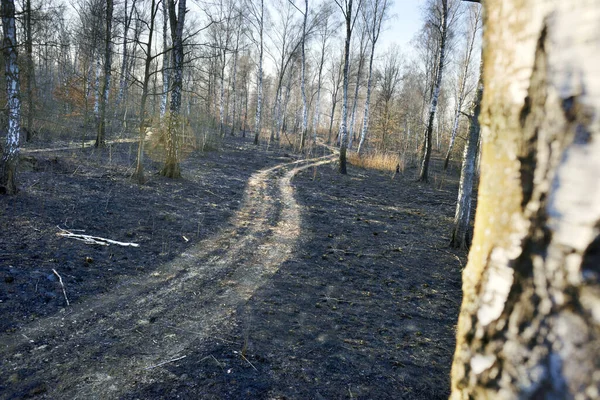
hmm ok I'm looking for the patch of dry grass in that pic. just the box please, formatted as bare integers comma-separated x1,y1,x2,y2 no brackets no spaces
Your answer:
348,151,405,173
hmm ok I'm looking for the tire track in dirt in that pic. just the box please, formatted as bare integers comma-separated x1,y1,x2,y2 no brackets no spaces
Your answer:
0,153,336,399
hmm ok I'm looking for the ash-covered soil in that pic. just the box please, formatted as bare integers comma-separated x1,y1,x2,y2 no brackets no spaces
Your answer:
0,136,466,399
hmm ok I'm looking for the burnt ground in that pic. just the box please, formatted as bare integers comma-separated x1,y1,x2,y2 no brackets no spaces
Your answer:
0,136,466,399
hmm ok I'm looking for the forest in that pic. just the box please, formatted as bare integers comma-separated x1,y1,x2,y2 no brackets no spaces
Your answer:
0,0,599,398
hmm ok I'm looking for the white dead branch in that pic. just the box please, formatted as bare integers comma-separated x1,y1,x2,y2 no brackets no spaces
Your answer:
56,227,140,247
52,269,70,306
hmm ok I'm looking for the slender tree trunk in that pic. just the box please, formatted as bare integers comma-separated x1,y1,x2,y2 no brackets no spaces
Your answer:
312,38,326,146
133,0,157,184
418,0,447,182
0,0,21,194
444,7,479,170
452,1,600,398
357,42,375,155
253,0,264,145
115,0,134,113
338,0,354,175
160,0,170,118
450,71,481,249
299,0,309,151
23,0,34,142
96,0,113,147
229,23,241,136
161,0,185,178
348,32,367,149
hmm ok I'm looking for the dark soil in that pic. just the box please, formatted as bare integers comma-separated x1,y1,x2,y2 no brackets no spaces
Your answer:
0,136,466,399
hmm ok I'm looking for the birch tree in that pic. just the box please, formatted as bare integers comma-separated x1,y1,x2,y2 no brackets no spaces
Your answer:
450,64,481,249
357,0,390,155
347,18,368,149
299,0,308,150
334,0,363,175
133,0,159,184
245,0,265,145
95,0,113,147
160,0,186,178
443,3,480,170
417,0,449,182
160,0,170,118
311,4,336,146
22,0,34,142
0,0,21,195
327,48,344,145
451,0,600,397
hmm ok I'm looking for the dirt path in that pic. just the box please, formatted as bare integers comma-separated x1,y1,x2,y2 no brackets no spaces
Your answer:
0,153,336,399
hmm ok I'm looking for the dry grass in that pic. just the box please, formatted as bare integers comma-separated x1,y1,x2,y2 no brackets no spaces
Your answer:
348,151,405,174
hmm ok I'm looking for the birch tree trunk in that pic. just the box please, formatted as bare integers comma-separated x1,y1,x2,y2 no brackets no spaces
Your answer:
133,0,157,184
229,18,242,136
357,41,375,155
115,0,134,112
299,0,308,151
160,0,185,178
23,0,34,142
0,0,21,195
418,0,447,182
96,0,113,147
444,4,480,170
450,69,481,249
253,0,264,145
451,1,600,397
160,0,170,118
311,24,328,146
348,26,368,149
337,0,358,175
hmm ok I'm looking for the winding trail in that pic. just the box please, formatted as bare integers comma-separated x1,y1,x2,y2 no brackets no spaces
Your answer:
0,153,336,399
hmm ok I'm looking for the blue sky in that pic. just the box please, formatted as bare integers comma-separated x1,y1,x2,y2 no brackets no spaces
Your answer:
377,0,425,54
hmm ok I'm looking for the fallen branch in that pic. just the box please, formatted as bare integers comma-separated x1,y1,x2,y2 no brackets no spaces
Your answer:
56,226,140,247
52,269,70,306
144,355,187,370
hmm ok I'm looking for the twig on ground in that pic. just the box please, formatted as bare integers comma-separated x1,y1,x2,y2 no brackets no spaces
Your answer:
52,269,70,306
144,355,187,370
234,351,258,371
56,226,140,247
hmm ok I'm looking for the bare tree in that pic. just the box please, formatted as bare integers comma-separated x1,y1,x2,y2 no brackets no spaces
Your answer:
160,0,186,178
245,0,265,145
0,0,21,194
357,0,390,155
443,3,480,170
310,4,336,146
347,17,368,149
95,0,113,147
133,0,159,184
334,0,363,174
417,0,449,182
452,0,600,397
449,63,480,249
327,48,344,145
160,0,170,118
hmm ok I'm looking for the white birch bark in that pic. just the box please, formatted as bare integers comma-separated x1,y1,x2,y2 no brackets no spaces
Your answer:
357,0,388,154
444,4,480,170
418,0,447,182
452,1,600,397
0,0,21,194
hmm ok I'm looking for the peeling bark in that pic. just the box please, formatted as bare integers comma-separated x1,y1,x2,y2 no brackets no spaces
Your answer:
452,1,600,398
0,0,21,195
